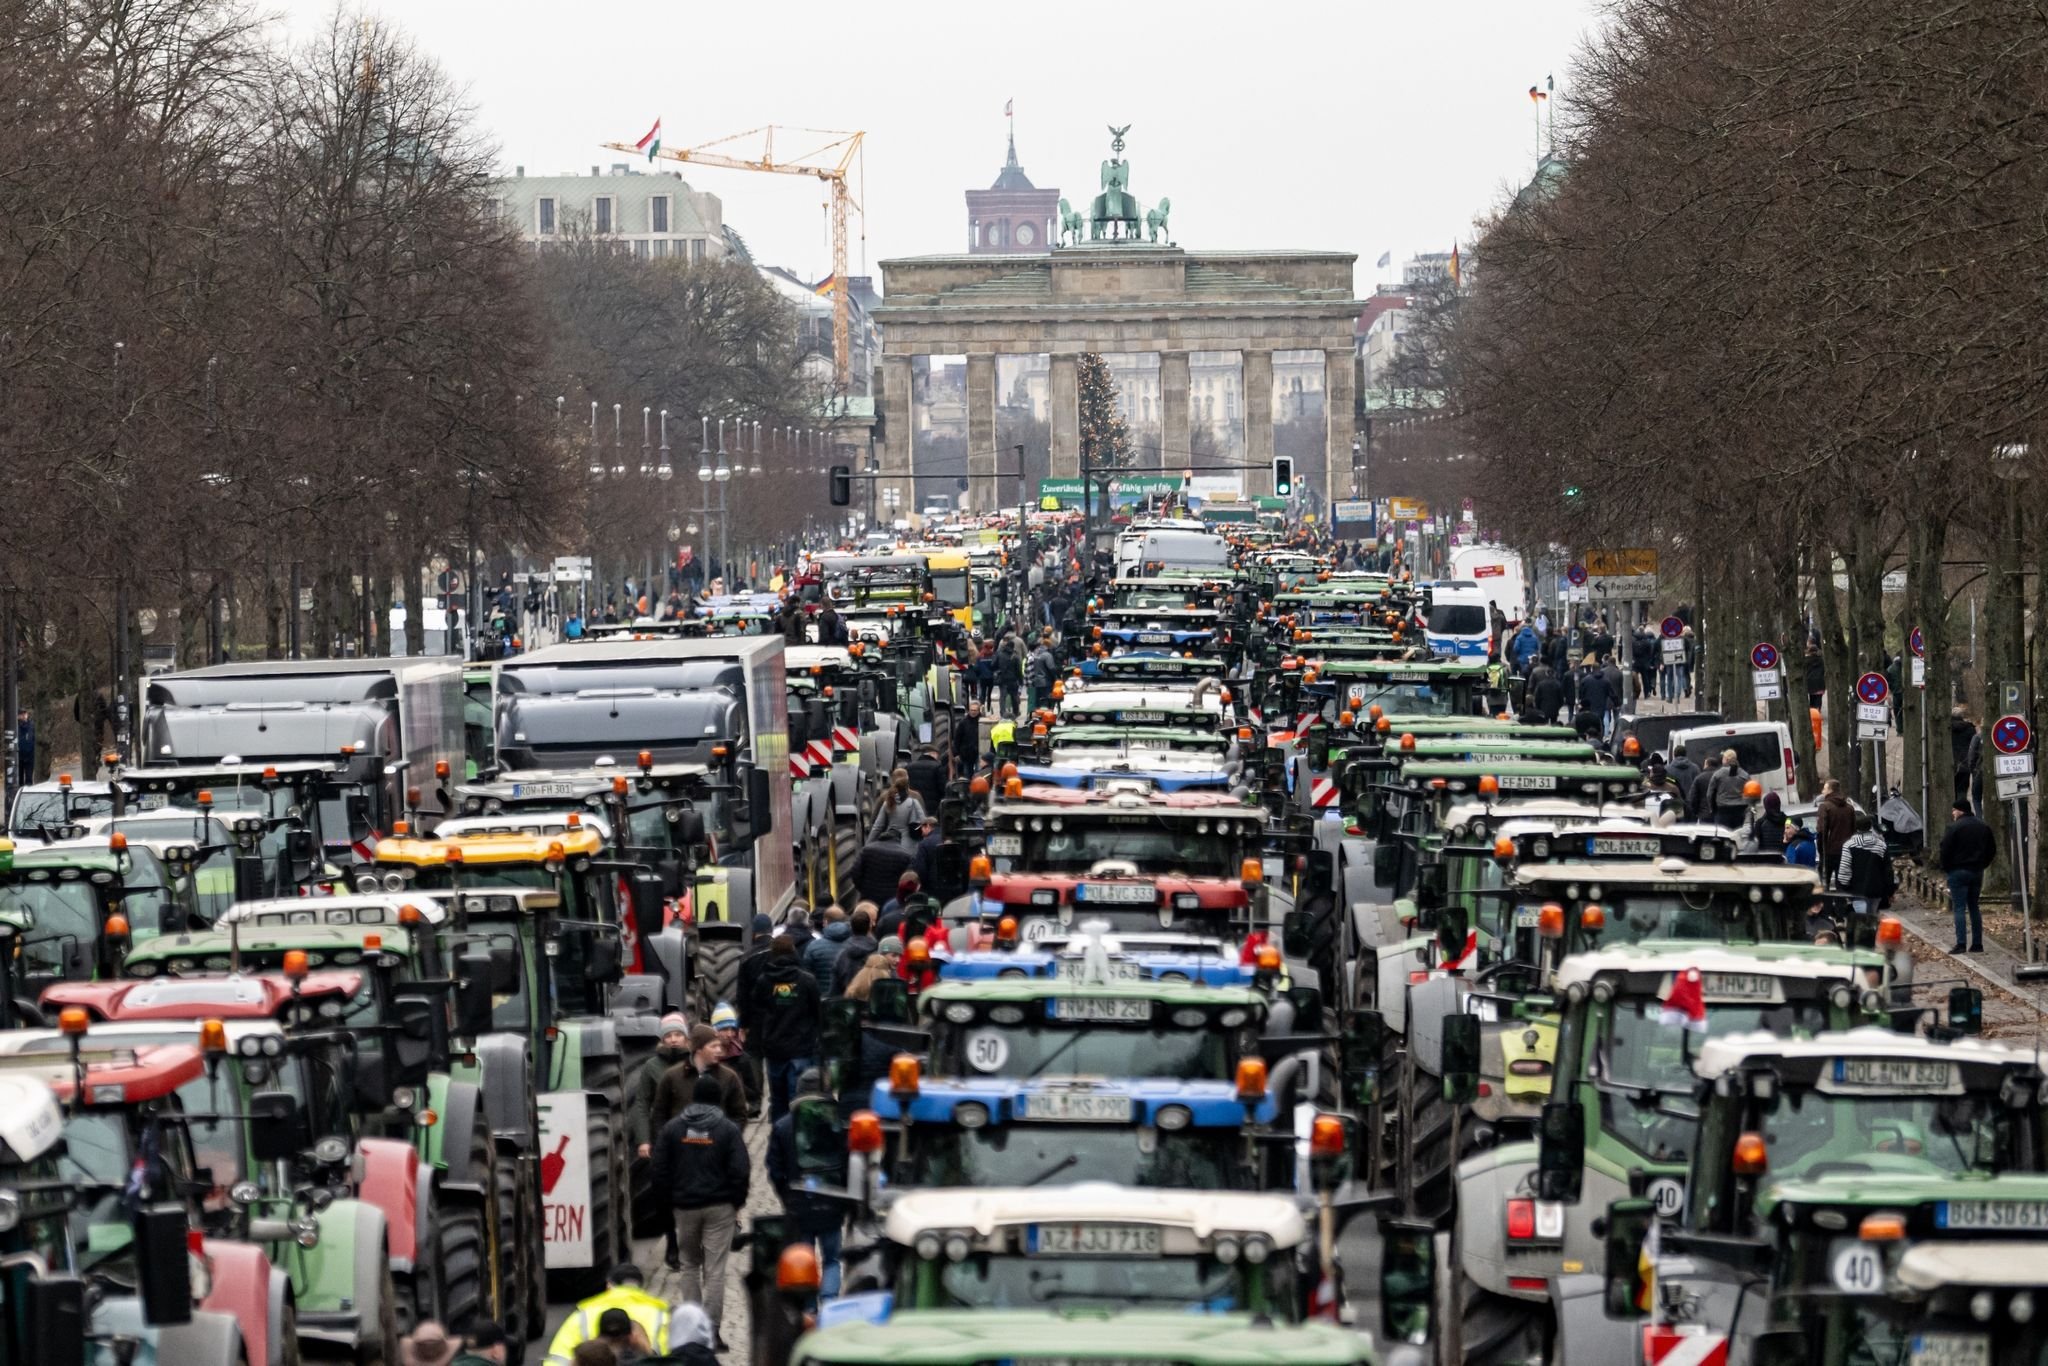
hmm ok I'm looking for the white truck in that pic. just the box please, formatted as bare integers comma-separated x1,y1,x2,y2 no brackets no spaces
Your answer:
1445,542,1527,624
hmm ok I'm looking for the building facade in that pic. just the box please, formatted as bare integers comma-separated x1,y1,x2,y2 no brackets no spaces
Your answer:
493,163,727,261
966,132,1060,254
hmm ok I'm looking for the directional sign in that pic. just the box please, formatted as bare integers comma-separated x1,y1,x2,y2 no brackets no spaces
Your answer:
1856,672,1890,706
1660,616,1684,640
1909,626,1925,658
1751,642,1780,672
1565,562,1588,587
1991,714,2032,756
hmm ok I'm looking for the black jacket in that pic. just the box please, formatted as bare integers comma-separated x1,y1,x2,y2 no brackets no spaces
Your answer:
952,712,981,775
651,1102,750,1210
831,933,880,996
1531,674,1565,721
747,957,822,1061
735,946,774,1034
1940,814,1996,874
906,756,947,814
852,840,916,906
1579,671,1612,717
767,1110,846,1237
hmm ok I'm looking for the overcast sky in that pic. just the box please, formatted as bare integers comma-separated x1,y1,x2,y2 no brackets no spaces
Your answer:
278,1,1606,292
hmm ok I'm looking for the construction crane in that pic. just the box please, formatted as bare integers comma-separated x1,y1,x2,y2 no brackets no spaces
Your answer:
605,125,865,392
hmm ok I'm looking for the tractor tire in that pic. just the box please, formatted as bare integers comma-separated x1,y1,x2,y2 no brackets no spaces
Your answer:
433,1185,489,1339
1406,1072,1457,1223
279,1299,302,1366
357,1262,400,1364
551,1103,618,1299
489,1144,532,1358
1462,1285,1555,1365
693,939,744,1019
578,1054,632,1270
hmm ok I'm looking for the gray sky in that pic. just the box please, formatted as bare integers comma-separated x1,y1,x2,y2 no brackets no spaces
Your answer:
280,0,1605,292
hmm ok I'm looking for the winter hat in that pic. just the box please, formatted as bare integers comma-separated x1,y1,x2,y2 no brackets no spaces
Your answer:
878,935,905,956
794,1067,825,1098
657,1012,689,1038
751,912,774,935
688,1023,719,1051
897,871,921,896
712,1002,740,1031
1763,792,1782,812
670,1304,715,1350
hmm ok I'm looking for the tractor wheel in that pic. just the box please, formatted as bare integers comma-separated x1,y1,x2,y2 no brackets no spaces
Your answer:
1405,1070,1457,1223
693,939,744,1018
489,1144,531,1357
1462,1285,1556,1365
579,1054,633,1270
357,1262,400,1364
433,1185,489,1339
278,1299,302,1366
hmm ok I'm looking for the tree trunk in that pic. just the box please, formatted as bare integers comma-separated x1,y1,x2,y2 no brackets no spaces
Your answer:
1783,543,1820,799
405,551,427,657
1918,517,1955,856
1814,544,1853,789
1902,525,1927,839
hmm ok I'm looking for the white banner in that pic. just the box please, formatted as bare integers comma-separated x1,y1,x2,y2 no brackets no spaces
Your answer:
539,1092,593,1269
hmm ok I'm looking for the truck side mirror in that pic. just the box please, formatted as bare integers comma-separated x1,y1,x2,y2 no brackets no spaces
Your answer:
133,1204,193,1327
1436,904,1470,964
867,978,911,1024
791,1096,843,1174
345,793,371,833
1602,1198,1656,1320
1415,861,1447,907
390,995,437,1083
1746,1332,1807,1366
931,842,969,902
629,871,667,943
25,1273,87,1366
1342,1009,1386,1107
745,766,773,828
454,953,496,1038
1537,1099,1585,1201
1440,1012,1480,1106
1949,986,1983,1034
820,998,862,1070
1280,908,1314,959
1371,843,1396,888
248,1090,308,1163
674,808,706,846
1377,1215,1435,1346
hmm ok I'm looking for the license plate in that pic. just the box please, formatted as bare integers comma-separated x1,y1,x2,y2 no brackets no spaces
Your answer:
1139,633,1173,645
1389,672,1428,683
1590,836,1660,857
1116,711,1165,724
1056,956,1142,982
1912,1334,1990,1366
1829,1057,1960,1094
987,834,1023,857
1937,1200,2048,1230
1018,1090,1135,1121
1700,973,1781,1003
512,782,581,798
1513,906,1543,929
1047,996,1151,1022
137,793,169,810
1078,882,1155,905
1029,1223,1162,1256
1495,775,1555,791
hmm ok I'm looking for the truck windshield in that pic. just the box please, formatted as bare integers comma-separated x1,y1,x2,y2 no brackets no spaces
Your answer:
915,1251,1267,1312
1758,1086,2009,1180
0,881,98,977
1021,825,1240,878
1567,890,1799,950
11,791,113,835
1426,604,1488,636
931,1021,1228,1081
908,1125,1246,1190
1596,996,1829,1163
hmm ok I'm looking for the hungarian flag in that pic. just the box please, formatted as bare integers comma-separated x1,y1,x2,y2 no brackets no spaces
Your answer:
635,118,662,161
1660,967,1708,1033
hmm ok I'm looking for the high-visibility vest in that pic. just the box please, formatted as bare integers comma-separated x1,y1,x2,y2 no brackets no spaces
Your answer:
542,1285,674,1364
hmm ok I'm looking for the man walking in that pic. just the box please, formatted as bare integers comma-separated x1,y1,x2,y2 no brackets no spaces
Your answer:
746,936,820,1120
651,1075,749,1351
1814,779,1856,886
1939,800,1996,953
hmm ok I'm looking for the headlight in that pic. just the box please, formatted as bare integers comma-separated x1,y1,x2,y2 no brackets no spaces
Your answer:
952,1102,989,1130
1829,985,1853,1010
943,1003,975,1024
914,1232,942,1260
1154,1105,1192,1131
1531,838,1551,858
353,874,378,893
943,1234,971,1263
1241,1235,1272,1265
2013,1292,2035,1324
0,1191,20,1233
1172,1008,1206,1028
291,1217,320,1249
484,799,504,814
390,1086,417,1111
312,1136,349,1165
229,1181,260,1207
237,1035,262,1058
1213,1237,1241,1264
383,872,406,892
261,1035,283,1058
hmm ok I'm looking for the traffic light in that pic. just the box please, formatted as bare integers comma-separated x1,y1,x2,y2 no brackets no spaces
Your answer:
1273,456,1294,497
829,464,851,506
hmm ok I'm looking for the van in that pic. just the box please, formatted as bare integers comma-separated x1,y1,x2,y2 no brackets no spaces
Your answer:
1446,543,1527,623
1667,720,1797,803
1422,581,1493,661
1113,525,1230,579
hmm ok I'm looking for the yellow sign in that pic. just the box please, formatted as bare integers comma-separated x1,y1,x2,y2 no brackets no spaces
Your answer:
1389,498,1429,522
1583,548,1660,577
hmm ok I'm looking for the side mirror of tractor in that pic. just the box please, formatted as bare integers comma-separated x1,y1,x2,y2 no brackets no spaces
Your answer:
1439,1012,1479,1106
1536,1099,1586,1201
133,1204,193,1328
1377,1215,1435,1346
629,870,667,943
248,1090,309,1164
1602,1198,1656,1320
1280,908,1315,959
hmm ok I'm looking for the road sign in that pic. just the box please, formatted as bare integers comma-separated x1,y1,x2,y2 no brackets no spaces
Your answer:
1857,703,1890,724
1994,753,2035,778
1587,575,1657,601
1909,626,1925,658
1660,616,1684,639
1583,548,1660,577
1661,638,1685,663
1911,657,1925,689
1751,642,1779,672
1754,683,1783,701
1999,775,2038,801
1565,563,1588,587
1991,714,2032,755
1857,721,1891,741
1388,497,1428,522
1856,672,1890,706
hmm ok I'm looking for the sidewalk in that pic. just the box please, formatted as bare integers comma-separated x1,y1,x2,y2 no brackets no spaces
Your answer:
1888,891,2048,1038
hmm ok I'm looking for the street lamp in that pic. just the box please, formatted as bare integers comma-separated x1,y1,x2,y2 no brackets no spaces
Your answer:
657,408,674,480
609,403,626,478
749,420,763,478
587,401,604,479
714,420,732,483
698,416,713,483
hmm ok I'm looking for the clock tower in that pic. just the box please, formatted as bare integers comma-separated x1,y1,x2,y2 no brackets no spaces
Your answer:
967,128,1059,254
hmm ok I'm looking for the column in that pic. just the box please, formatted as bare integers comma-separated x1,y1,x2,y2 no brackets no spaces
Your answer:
1243,349,1274,497
880,353,914,526
1049,354,1079,478
1324,346,1357,503
1160,351,1191,476
966,353,997,513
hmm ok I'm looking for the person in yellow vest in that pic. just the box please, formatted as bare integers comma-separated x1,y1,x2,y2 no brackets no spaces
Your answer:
542,1264,672,1365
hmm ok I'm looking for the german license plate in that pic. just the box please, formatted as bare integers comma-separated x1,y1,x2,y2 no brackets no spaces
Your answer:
1056,956,1142,982
1701,973,1781,1002
1078,882,1155,904
1116,711,1165,724
1911,1334,1990,1366
1495,774,1555,791
1513,906,1543,929
1047,996,1151,1022
1389,672,1428,683
1591,836,1660,857
136,793,169,810
512,782,580,798
1029,1223,1161,1255
1018,1090,1134,1121
1830,1057,1959,1094
1936,1200,2048,1230
986,834,1023,857
1139,633,1173,645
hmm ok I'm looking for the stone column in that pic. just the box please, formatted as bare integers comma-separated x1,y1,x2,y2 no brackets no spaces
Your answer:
1324,346,1357,504
1243,349,1274,497
1049,354,1079,478
880,354,914,525
1160,351,1191,477
966,353,997,513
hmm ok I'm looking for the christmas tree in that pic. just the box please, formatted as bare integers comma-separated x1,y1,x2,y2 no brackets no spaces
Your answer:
1076,351,1135,473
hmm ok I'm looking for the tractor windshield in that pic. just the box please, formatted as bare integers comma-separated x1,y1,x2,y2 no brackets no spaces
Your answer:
930,1019,1230,1082
907,1124,1246,1191
913,1250,1282,1314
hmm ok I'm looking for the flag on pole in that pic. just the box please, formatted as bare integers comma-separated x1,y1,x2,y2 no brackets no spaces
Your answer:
1004,99,1013,117
634,118,662,161
1447,244,1461,286
1529,84,1548,103
1375,250,1392,269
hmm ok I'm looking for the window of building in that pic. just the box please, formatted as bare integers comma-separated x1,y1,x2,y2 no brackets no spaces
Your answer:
989,220,1007,247
691,239,705,262
594,196,614,235
650,196,670,234
635,238,649,258
537,197,556,235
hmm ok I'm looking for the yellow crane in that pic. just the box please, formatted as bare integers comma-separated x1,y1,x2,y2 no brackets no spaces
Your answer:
604,125,866,392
